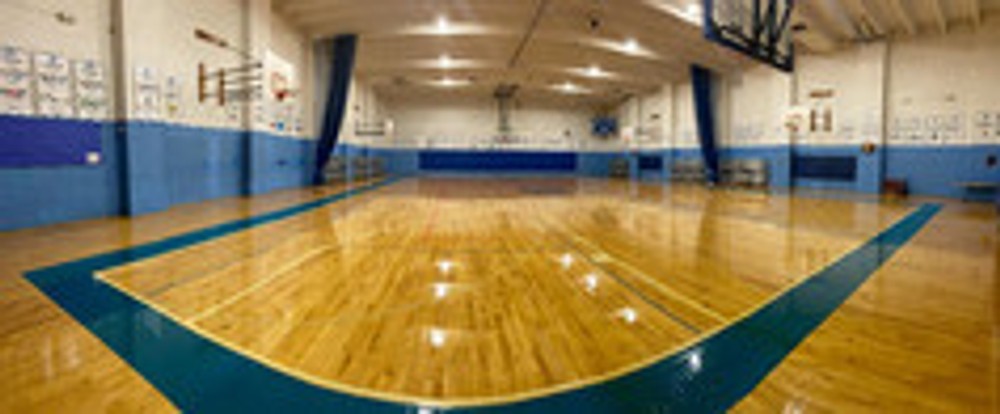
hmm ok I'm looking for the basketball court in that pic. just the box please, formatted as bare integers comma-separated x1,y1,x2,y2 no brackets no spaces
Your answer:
0,0,997,412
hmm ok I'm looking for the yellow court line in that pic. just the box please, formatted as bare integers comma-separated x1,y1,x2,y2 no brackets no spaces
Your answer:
90,190,923,410
188,245,338,323
569,234,729,325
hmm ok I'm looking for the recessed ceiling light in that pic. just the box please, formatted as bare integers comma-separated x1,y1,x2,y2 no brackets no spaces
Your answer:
623,38,640,54
432,77,470,87
685,3,701,17
438,54,453,68
553,82,590,94
436,15,450,32
585,65,605,78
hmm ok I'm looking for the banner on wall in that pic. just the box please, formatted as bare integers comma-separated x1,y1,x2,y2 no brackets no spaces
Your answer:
0,46,32,116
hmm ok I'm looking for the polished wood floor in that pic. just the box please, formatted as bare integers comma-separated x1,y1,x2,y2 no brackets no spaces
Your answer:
0,177,995,412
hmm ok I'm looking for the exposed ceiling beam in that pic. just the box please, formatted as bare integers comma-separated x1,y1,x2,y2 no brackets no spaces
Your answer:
929,0,948,34
968,0,983,29
792,7,841,52
887,0,917,36
814,0,862,40
845,0,886,37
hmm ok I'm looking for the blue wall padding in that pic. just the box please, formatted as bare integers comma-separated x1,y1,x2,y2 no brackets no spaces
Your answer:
0,115,103,167
119,122,171,215
639,155,664,171
0,126,119,230
0,119,317,231
418,150,577,172
249,133,315,195
368,147,419,176
790,145,883,193
1,111,996,232
887,145,1000,198
577,152,621,177
691,65,721,183
164,126,244,205
313,34,357,184
793,156,857,181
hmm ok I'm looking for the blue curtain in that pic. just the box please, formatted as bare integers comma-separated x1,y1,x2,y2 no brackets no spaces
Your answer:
691,65,721,184
313,34,358,185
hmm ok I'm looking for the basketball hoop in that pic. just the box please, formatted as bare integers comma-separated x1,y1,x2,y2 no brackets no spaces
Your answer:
270,71,296,102
275,88,296,102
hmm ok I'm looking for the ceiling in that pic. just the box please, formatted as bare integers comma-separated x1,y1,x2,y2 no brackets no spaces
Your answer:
793,0,1000,51
274,0,999,104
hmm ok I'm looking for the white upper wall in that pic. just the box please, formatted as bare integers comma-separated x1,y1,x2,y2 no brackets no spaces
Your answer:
0,0,108,59
888,20,1000,146
1,0,315,137
615,84,674,150
619,14,1000,150
378,93,607,151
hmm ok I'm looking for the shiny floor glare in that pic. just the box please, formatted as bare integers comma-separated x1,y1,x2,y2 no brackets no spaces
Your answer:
0,177,995,412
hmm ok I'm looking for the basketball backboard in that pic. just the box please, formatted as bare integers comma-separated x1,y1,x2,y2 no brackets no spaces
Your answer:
703,0,796,72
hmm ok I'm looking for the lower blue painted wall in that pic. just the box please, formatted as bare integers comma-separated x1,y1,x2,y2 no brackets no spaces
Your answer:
2,128,995,231
353,144,998,200
0,125,119,230
1,120,317,231
887,145,1000,198
419,150,577,173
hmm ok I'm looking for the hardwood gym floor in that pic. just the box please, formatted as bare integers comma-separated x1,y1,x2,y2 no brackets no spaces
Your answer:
0,177,995,412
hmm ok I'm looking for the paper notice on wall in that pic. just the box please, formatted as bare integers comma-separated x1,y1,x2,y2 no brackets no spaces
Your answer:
74,59,107,119
0,45,33,115
134,66,161,120
164,75,182,119
35,52,74,118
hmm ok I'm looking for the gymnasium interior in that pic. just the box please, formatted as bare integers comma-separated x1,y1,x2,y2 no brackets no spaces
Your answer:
0,0,997,412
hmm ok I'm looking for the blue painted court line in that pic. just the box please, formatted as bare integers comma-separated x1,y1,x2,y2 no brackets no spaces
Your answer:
24,179,940,413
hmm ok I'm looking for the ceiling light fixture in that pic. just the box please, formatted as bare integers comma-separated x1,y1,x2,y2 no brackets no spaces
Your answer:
585,65,605,78
433,77,470,87
623,38,640,54
436,15,450,32
685,3,701,17
438,54,454,68
553,82,589,94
